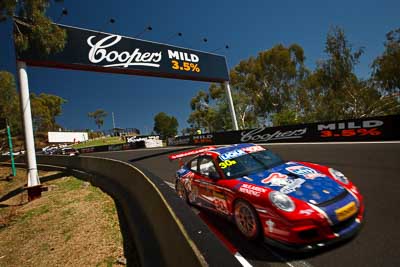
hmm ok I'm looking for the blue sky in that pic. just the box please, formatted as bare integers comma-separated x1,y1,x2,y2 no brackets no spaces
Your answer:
0,0,398,134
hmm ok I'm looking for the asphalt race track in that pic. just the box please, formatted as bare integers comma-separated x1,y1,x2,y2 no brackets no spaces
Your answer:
89,142,400,267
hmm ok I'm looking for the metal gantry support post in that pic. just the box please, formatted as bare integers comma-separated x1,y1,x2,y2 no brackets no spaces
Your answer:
223,81,239,131
17,61,41,200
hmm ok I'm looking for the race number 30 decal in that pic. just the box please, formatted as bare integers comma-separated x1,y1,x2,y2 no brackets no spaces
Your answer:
219,160,237,169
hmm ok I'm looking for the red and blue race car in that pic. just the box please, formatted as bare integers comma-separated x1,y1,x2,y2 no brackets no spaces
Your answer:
169,143,364,250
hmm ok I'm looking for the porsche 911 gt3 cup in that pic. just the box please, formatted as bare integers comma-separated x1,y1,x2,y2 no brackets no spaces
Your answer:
169,143,364,250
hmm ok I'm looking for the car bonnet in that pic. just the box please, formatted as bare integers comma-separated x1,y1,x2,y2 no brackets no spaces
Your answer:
237,162,345,205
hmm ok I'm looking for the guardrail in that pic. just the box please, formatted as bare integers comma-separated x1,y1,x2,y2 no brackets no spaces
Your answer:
1,155,240,267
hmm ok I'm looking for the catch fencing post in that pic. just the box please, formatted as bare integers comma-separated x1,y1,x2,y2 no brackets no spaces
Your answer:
223,81,239,130
17,61,41,200
6,122,16,177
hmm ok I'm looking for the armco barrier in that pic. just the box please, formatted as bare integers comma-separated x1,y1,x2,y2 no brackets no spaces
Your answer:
2,156,240,267
168,114,400,145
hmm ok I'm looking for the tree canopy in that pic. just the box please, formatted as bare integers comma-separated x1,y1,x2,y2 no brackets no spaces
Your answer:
0,71,21,133
187,26,400,131
88,109,108,129
0,71,67,134
153,112,178,137
372,28,400,93
1,0,66,55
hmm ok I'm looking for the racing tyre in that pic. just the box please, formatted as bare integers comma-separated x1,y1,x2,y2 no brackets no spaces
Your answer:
234,199,261,240
175,180,189,204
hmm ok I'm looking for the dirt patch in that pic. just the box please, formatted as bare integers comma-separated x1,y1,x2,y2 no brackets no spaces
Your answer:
0,167,124,266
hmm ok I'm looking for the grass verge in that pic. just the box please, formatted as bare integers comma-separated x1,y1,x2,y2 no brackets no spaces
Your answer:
72,136,125,149
0,166,125,266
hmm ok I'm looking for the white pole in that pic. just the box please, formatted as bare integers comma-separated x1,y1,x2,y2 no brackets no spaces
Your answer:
112,112,116,129
223,81,239,130
17,61,40,187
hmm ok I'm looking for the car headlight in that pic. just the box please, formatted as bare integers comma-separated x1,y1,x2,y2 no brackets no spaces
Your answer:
329,168,349,184
269,191,295,212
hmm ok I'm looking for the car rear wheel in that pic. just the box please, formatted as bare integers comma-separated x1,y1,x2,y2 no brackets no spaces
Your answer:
234,199,261,240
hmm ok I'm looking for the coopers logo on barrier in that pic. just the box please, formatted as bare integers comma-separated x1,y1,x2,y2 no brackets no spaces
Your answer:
87,35,162,68
240,127,307,142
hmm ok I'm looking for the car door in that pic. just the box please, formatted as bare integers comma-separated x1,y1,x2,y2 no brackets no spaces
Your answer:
194,156,229,214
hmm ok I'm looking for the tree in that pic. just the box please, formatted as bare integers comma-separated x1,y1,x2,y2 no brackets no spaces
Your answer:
1,0,66,55
0,71,67,133
306,27,365,121
205,43,309,128
88,109,108,129
372,28,400,93
188,26,399,130
187,90,219,132
0,71,21,134
153,112,178,137
30,93,66,131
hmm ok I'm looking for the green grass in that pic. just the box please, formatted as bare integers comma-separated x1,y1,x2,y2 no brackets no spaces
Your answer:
72,136,125,149
19,205,50,223
84,187,103,202
57,177,84,191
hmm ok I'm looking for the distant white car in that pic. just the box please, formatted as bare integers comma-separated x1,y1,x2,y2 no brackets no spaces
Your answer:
1,150,25,156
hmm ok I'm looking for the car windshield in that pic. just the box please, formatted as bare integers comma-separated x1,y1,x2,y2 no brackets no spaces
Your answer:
217,149,284,179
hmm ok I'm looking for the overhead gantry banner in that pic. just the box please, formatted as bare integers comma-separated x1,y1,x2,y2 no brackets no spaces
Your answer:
15,21,230,82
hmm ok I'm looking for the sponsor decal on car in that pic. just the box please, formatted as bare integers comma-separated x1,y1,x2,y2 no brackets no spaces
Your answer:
280,178,306,194
239,184,267,197
219,159,237,169
266,219,275,233
188,186,198,202
241,145,265,153
299,209,314,216
169,146,216,160
261,173,290,187
219,145,266,160
335,201,357,221
219,149,246,161
286,166,326,179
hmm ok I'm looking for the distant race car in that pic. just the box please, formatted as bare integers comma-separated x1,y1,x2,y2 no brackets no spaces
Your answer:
60,147,80,156
169,143,364,250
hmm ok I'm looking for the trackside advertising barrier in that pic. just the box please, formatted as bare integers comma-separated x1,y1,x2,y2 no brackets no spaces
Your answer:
78,142,145,154
78,135,162,153
168,115,400,145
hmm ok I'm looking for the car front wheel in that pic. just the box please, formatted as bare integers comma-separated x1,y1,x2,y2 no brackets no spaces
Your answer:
234,199,261,240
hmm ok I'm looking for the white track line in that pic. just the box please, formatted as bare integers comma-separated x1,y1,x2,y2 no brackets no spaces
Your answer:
234,252,253,267
164,181,175,189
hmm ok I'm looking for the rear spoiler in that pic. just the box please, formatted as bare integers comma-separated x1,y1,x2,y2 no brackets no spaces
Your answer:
168,146,217,161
